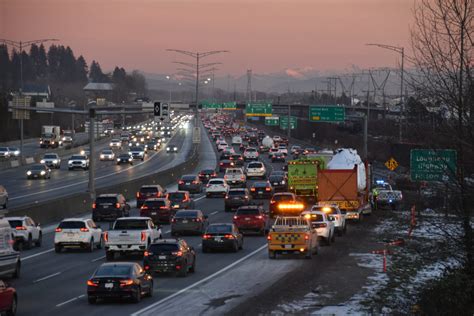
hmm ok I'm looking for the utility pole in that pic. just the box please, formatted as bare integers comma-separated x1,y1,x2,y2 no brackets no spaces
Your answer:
246,69,252,123
287,103,291,139
366,43,405,142
1,38,59,161
88,105,96,202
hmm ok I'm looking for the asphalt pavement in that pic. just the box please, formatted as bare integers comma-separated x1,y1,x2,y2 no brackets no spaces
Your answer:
11,123,285,316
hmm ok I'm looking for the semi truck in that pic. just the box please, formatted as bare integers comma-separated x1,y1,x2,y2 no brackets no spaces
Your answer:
317,149,371,221
287,158,322,203
40,126,62,148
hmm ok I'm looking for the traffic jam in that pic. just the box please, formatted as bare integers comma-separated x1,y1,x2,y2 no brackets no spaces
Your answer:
0,111,403,310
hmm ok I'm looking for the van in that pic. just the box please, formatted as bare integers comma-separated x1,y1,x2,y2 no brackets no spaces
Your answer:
0,217,20,278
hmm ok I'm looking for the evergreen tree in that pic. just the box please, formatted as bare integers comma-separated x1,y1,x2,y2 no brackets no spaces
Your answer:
75,55,88,83
0,44,10,91
36,44,48,79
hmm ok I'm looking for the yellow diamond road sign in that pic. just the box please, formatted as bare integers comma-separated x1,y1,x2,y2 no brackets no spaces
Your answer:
385,157,399,171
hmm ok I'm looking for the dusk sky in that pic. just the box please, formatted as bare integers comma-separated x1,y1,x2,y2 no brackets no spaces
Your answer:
1,0,414,76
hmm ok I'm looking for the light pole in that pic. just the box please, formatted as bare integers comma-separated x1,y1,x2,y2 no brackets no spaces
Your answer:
366,43,405,142
165,75,172,103
1,38,59,161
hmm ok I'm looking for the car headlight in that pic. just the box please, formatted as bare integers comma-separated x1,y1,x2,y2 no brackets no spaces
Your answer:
109,143,113,146
167,147,170,150
27,171,32,175
14,151,19,155
40,171,46,175
53,160,58,164
282,180,286,184
174,147,177,150
100,155,105,158
117,158,120,161
129,158,132,161
40,159,45,163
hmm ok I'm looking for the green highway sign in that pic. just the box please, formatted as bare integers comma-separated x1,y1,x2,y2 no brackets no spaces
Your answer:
265,116,279,126
201,101,221,109
410,149,457,181
223,102,237,110
309,105,345,122
280,116,297,130
246,102,272,117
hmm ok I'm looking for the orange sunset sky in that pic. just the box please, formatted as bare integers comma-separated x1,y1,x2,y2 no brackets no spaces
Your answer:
1,0,414,75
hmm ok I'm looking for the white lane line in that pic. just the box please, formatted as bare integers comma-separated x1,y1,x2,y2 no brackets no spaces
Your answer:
91,255,105,262
193,195,206,202
131,244,267,316
22,248,54,261
56,294,85,308
164,229,171,234
33,271,61,283
10,150,159,200
209,211,218,216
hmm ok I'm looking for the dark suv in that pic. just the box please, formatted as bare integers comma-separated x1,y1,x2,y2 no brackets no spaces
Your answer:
136,184,166,208
178,175,203,194
92,194,130,222
167,191,194,210
224,188,251,212
140,198,173,224
143,239,196,277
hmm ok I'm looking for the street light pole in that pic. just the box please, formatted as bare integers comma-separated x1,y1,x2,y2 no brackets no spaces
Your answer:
366,43,405,142
0,38,59,161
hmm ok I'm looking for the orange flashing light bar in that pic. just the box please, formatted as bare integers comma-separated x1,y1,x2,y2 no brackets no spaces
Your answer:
277,203,305,211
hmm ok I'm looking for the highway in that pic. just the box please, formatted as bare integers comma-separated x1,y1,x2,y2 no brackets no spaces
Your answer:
11,122,284,316
2,127,192,209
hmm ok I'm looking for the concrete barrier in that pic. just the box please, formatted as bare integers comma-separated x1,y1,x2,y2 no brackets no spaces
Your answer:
10,160,20,168
5,144,199,225
25,157,35,164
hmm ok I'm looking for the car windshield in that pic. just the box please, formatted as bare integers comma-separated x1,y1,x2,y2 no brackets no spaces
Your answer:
201,169,214,174
269,176,283,182
140,187,158,194
0,147,8,151
306,214,324,222
102,150,113,154
44,154,57,159
130,147,142,151
31,165,45,170
95,265,131,277
168,192,185,200
143,200,166,208
248,163,262,168
253,182,268,188
236,208,259,215
246,148,256,152
96,197,117,204
207,224,232,233
226,169,242,174
114,220,148,230
148,243,179,254
181,175,196,181
8,220,23,228
58,221,86,229
228,190,245,196
112,139,120,142
209,180,224,185
272,194,293,201
71,155,85,160
175,211,198,218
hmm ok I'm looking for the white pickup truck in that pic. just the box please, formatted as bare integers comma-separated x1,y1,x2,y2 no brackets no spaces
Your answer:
104,217,162,260
224,168,247,187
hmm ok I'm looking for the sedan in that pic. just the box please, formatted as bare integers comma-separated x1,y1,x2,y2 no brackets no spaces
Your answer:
230,154,244,167
198,169,217,183
202,223,243,253
87,262,153,304
0,147,11,159
250,181,273,199
271,152,286,163
100,149,115,161
178,175,203,194
219,159,235,172
167,191,194,210
116,153,133,165
40,153,61,169
268,174,287,192
166,145,178,153
26,164,51,179
171,209,208,235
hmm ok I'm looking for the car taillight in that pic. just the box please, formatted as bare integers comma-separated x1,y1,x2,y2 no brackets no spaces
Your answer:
250,188,256,191
224,234,234,239
159,206,168,209
270,200,276,204
171,251,183,257
92,203,96,209
203,234,212,239
240,176,245,180
256,215,263,219
193,218,201,222
178,180,184,184
55,228,62,233
104,232,108,242
87,280,99,287
304,234,310,240
115,203,121,208
15,226,27,230
225,195,229,199
136,192,140,198
141,231,146,241
233,216,238,220
267,235,272,240
120,279,134,287
319,223,327,228
80,228,89,232
171,218,177,223
141,205,148,210
144,251,151,257
265,187,271,191
192,181,198,184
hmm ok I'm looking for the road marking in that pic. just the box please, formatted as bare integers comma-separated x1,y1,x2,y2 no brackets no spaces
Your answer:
131,244,267,316
209,211,218,216
194,195,206,202
22,248,55,261
91,255,105,262
33,271,61,283
56,294,85,308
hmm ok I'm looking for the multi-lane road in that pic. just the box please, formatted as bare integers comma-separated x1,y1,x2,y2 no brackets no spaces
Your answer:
11,120,284,315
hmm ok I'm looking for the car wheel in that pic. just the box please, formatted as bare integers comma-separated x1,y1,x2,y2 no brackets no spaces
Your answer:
331,232,336,243
343,224,347,234
88,296,97,304
6,295,17,316
189,257,196,273
35,233,42,247
54,244,62,253
232,242,238,253
178,263,188,277
97,236,103,249
147,281,154,297
106,251,115,261
88,238,94,252
12,261,20,278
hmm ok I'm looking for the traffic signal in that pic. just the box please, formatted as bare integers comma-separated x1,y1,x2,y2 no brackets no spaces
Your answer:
154,102,161,116
162,103,169,117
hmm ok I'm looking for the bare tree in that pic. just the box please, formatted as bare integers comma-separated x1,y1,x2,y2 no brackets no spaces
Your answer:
410,0,473,274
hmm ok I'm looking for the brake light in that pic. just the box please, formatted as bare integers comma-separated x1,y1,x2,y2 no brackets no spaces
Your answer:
256,215,263,219
144,251,151,257
224,234,234,239
120,279,134,287
144,265,150,270
172,251,183,257
136,192,140,198
92,203,96,209
141,205,148,210
225,195,229,199
250,188,256,191
80,228,89,232
115,203,120,208
304,234,310,240
55,228,62,233
277,203,304,211
141,231,146,241
159,206,168,209
233,216,238,220
240,176,245,180
319,223,327,228
87,280,99,287
193,218,202,222
265,187,271,191
178,180,184,184
15,226,27,230
203,234,212,239
267,235,272,240
104,232,108,242
192,181,198,184
220,162,223,166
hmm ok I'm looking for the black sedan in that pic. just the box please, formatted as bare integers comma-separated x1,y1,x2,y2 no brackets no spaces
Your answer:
87,262,153,304
219,159,235,172
167,191,195,210
178,175,203,194
271,152,286,163
144,239,196,277
198,169,217,183
250,181,273,199
230,154,244,167
268,174,287,192
116,153,133,165
202,223,243,253
26,164,51,179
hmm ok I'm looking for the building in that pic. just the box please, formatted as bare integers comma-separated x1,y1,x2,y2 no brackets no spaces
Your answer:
83,82,115,101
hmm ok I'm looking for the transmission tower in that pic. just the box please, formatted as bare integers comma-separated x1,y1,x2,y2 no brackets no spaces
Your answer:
246,69,252,103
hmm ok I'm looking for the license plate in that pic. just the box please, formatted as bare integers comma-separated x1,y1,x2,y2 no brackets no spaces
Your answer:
105,283,114,289
284,244,292,249
67,232,74,236
103,205,109,209
151,212,157,215
186,182,190,185
34,175,38,178
274,183,279,185
215,237,222,242
245,218,251,221
158,255,166,260
182,220,188,223
258,191,263,194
